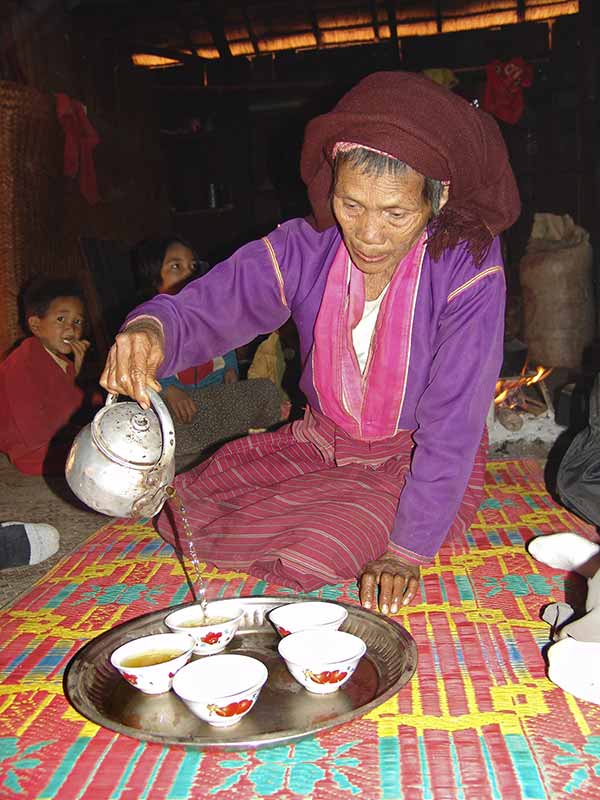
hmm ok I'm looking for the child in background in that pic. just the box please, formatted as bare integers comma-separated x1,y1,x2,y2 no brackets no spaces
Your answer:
131,236,285,471
0,278,102,476
132,236,239,424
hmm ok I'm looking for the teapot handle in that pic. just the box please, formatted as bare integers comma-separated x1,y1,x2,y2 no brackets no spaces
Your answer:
146,387,176,473
104,389,175,471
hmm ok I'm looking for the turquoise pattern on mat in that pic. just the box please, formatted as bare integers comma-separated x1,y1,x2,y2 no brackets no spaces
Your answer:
169,750,204,799
483,574,562,598
379,736,401,799
549,738,600,795
211,740,361,796
480,737,502,800
39,738,90,797
0,738,53,795
504,734,545,799
73,583,164,605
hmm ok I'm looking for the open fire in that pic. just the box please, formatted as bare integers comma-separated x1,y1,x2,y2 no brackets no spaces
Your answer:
495,365,553,413
489,363,557,437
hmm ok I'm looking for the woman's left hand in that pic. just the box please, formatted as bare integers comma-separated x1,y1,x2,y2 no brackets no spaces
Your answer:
358,552,420,614
224,368,238,385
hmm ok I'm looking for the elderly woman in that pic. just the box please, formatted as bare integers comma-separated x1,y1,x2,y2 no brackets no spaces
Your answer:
101,72,520,614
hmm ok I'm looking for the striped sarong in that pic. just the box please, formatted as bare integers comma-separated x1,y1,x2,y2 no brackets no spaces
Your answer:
156,408,487,591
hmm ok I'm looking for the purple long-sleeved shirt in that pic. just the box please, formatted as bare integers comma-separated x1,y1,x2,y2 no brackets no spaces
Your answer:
127,218,505,561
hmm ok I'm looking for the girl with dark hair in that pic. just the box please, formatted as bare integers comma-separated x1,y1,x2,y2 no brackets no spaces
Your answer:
131,236,210,301
131,236,284,471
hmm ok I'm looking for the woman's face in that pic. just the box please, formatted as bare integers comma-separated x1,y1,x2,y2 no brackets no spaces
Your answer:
332,160,433,280
159,242,197,294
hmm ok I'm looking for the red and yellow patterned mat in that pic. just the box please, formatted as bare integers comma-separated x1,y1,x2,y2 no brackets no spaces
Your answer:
1,459,599,799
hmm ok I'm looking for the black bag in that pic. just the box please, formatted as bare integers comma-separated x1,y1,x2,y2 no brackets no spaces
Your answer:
557,375,600,526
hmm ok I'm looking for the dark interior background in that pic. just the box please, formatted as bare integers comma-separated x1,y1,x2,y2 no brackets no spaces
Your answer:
1,1,598,368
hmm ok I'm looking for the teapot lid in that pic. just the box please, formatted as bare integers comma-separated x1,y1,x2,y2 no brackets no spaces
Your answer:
93,400,164,467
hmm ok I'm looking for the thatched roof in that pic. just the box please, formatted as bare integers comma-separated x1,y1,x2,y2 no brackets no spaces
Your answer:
68,1,578,68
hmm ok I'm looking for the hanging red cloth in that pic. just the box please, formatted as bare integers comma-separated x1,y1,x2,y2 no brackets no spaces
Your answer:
55,93,100,204
482,57,533,125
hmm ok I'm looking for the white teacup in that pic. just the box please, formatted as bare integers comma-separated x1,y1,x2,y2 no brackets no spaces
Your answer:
269,601,348,638
172,654,268,727
110,632,195,694
278,629,366,694
164,600,244,654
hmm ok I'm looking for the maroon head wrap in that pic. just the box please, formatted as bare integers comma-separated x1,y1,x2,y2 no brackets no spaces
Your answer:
300,71,521,264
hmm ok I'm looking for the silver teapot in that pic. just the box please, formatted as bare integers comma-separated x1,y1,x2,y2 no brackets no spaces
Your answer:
65,388,175,518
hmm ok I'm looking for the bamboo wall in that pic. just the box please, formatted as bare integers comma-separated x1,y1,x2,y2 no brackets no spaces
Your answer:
0,2,169,357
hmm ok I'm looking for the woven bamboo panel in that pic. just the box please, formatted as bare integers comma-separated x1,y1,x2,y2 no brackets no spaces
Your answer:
0,80,65,357
0,72,173,362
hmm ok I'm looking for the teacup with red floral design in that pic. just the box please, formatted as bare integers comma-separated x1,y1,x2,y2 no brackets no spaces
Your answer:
172,653,268,727
164,600,244,654
110,632,195,694
278,629,366,694
269,601,348,638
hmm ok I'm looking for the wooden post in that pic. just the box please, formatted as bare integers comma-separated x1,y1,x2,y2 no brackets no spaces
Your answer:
577,0,597,240
385,1,400,64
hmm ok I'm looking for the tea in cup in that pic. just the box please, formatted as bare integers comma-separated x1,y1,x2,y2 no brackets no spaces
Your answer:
164,600,244,654
110,632,195,694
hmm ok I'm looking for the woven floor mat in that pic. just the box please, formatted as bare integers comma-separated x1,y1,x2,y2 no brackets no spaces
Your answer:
1,459,599,799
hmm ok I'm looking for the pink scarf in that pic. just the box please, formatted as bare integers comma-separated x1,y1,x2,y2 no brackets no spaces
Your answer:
312,233,426,440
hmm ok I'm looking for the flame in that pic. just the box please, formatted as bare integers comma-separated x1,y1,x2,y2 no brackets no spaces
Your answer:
494,366,552,406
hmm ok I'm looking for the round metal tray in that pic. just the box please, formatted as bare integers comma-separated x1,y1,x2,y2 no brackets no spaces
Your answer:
64,595,417,749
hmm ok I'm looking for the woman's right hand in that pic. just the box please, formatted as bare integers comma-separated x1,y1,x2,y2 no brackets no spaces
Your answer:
163,385,198,424
100,320,165,409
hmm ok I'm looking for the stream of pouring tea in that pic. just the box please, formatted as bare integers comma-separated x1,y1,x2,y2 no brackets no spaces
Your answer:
166,486,208,615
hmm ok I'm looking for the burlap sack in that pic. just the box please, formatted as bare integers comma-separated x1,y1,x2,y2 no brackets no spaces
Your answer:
519,213,594,369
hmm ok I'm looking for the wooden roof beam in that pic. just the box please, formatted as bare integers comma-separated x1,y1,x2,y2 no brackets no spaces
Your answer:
370,0,381,41
304,0,323,48
385,0,399,60
435,0,443,33
242,2,259,55
202,0,232,61
175,3,210,63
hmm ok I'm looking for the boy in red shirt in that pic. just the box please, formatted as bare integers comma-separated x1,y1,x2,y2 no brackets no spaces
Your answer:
0,278,102,476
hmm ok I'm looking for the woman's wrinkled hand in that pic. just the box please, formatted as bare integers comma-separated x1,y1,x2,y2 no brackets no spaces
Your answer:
358,552,420,615
163,385,198,424
100,320,164,409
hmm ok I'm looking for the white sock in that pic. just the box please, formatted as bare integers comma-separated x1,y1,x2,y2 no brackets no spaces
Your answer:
528,532,600,572
0,522,60,566
548,638,600,705
558,607,600,644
